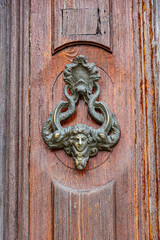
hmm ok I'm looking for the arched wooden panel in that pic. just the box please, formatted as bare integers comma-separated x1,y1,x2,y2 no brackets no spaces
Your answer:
53,181,115,239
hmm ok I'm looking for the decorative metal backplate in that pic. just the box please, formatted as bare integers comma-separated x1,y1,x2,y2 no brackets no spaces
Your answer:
42,55,120,170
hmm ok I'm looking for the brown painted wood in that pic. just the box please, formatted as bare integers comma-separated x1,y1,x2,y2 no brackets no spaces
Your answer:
1,0,159,239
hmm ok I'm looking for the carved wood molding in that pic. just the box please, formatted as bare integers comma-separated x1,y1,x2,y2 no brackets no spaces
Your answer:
52,0,112,53
0,0,30,239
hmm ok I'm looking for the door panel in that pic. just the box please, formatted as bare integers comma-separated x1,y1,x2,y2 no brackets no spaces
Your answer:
30,0,135,239
52,0,112,52
53,181,115,239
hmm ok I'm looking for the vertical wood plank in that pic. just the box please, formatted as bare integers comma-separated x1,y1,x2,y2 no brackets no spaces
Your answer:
133,0,160,239
0,0,30,239
18,0,30,238
6,1,20,238
155,0,160,235
0,0,7,238
30,0,53,239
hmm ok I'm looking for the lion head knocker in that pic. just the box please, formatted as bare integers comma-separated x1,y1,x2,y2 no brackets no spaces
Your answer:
42,55,121,170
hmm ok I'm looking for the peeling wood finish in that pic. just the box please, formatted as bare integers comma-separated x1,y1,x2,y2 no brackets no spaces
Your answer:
133,0,160,239
156,0,160,236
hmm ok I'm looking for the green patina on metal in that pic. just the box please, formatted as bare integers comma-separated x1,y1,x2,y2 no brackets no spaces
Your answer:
42,55,120,170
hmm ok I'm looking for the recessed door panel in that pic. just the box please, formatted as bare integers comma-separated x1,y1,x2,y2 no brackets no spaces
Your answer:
30,0,135,239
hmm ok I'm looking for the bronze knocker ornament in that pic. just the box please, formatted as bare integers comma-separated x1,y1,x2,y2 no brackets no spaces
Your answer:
42,55,120,170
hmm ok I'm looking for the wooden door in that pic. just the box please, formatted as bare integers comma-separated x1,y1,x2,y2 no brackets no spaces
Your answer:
1,0,159,239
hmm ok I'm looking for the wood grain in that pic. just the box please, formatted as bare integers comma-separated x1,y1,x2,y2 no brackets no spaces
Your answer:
133,0,160,239
1,0,159,239
156,1,160,237
31,0,135,239
0,0,30,239
30,0,53,239
0,1,7,238
62,9,97,35
4,1,20,239
52,0,111,53
53,181,116,240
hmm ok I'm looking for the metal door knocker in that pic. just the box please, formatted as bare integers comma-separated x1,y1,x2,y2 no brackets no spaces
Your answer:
42,55,120,170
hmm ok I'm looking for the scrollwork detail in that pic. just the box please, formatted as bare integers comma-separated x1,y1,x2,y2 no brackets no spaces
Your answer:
42,55,120,170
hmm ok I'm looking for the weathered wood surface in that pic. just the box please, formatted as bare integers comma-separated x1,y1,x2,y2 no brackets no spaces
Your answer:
0,0,30,239
30,0,159,239
52,0,111,52
53,181,116,240
156,0,160,236
133,0,160,238
0,0,159,239
0,1,7,238
30,0,135,239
